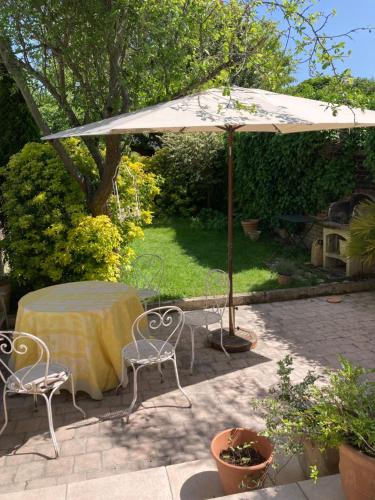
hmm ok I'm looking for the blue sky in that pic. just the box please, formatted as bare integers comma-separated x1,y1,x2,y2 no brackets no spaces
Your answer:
294,0,375,82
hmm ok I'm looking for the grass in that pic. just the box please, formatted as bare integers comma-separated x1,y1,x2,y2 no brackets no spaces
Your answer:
122,218,320,300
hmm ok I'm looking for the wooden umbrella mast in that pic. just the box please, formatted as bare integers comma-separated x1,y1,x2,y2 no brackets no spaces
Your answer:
210,125,256,351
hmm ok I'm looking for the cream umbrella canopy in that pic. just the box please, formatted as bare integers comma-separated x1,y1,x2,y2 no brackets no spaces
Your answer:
43,86,375,350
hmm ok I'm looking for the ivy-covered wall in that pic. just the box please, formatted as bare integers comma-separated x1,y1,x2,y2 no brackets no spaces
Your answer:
234,130,358,226
233,77,375,226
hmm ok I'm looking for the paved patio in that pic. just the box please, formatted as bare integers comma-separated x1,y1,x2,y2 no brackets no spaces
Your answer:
1,291,374,495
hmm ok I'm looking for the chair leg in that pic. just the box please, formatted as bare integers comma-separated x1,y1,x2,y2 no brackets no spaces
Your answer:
33,393,38,412
70,376,86,418
0,386,8,436
172,355,192,408
157,361,164,383
189,325,195,375
220,319,230,359
126,363,141,423
116,353,127,394
42,388,60,458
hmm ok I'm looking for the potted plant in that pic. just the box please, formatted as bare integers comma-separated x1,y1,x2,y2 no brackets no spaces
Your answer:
241,217,259,236
274,259,296,286
211,428,273,494
252,356,339,480
308,357,375,500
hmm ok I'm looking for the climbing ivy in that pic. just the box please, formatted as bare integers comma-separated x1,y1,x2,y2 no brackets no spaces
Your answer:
234,130,357,226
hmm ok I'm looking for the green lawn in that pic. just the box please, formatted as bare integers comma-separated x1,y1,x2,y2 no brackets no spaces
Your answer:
123,218,317,300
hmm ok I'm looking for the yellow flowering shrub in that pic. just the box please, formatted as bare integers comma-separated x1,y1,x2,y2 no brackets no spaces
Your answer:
1,143,158,288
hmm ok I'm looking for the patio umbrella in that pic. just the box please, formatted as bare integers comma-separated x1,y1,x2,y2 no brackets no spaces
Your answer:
43,86,375,351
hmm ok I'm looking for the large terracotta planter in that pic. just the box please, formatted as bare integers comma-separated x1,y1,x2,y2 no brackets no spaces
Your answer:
241,219,259,236
298,438,339,479
339,443,375,500
211,428,273,495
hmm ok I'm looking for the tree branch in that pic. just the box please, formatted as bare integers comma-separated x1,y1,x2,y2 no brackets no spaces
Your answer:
0,36,87,193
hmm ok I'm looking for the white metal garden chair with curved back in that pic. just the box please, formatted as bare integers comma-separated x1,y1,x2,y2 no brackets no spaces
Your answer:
132,254,164,310
117,306,191,421
184,269,230,374
0,331,86,458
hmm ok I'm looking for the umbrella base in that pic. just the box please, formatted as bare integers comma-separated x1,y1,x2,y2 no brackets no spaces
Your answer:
208,327,257,353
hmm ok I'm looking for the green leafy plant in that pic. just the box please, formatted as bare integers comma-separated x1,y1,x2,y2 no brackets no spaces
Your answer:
0,142,157,288
190,209,227,231
348,200,375,266
273,259,297,276
253,355,320,460
147,133,226,216
253,355,375,482
235,130,356,227
308,357,375,458
220,441,263,467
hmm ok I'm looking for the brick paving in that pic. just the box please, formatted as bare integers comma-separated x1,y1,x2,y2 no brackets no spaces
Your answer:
0,292,374,494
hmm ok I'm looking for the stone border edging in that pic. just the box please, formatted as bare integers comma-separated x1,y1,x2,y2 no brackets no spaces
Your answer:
155,278,375,311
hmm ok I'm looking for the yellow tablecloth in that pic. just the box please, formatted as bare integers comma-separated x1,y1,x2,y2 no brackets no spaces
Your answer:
14,281,144,399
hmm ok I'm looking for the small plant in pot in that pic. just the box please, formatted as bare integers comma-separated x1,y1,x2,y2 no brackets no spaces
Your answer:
308,357,375,500
252,356,339,480
211,428,273,495
274,259,296,286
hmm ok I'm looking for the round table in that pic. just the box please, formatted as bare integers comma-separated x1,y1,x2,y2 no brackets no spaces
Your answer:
14,281,144,399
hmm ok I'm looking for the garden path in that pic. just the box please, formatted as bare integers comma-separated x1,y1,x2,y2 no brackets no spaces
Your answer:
0,291,374,494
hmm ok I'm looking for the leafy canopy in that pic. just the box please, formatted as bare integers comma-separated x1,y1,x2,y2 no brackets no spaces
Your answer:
0,0,354,215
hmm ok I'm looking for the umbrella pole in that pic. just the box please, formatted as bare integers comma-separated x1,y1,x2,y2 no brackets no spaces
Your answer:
208,126,257,353
227,128,235,335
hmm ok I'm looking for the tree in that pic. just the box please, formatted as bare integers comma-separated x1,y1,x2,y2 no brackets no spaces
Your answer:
0,64,39,168
0,1,362,216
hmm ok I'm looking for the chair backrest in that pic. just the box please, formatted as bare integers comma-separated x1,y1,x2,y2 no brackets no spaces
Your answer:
132,253,164,293
0,331,50,392
205,269,229,319
131,306,184,361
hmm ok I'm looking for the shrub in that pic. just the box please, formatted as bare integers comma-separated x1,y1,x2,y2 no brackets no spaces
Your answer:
1,142,157,287
348,200,375,265
235,131,356,226
146,133,226,216
66,215,122,281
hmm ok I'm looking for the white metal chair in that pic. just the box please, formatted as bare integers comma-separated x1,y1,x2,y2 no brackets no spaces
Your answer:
184,269,230,374
117,306,191,421
0,331,86,458
131,253,164,310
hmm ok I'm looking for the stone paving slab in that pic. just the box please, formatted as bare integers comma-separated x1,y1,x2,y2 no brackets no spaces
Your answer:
67,465,172,500
1,460,344,500
0,292,374,493
215,483,306,500
166,458,223,500
298,474,344,500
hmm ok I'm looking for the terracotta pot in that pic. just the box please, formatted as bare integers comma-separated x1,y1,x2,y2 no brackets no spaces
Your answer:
0,280,11,313
298,438,339,479
211,428,273,495
339,443,375,500
241,219,259,235
277,274,291,286
248,230,261,242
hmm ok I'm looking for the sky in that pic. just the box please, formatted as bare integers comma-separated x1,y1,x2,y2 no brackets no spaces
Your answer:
294,0,375,82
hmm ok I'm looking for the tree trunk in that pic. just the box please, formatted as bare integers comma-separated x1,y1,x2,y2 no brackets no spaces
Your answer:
88,135,122,216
